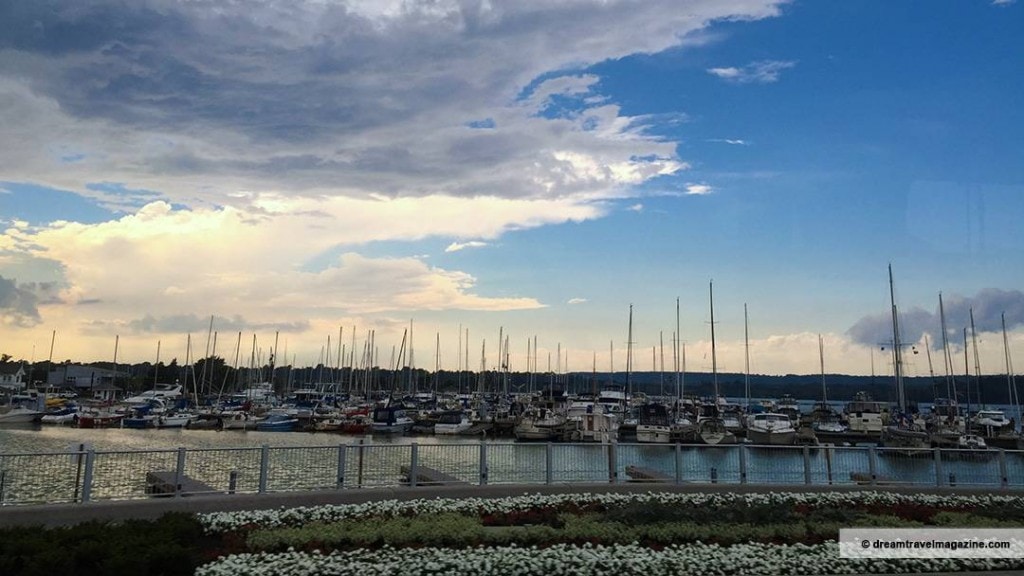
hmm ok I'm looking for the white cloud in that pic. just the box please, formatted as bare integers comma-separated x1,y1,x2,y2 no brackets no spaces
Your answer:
709,139,749,146
992,0,1015,5
707,60,796,84
686,183,714,195
0,0,790,361
627,203,644,212
567,298,588,305
445,240,489,253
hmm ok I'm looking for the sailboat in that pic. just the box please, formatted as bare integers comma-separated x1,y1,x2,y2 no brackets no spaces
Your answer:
879,265,930,455
743,304,796,445
810,335,847,435
698,281,737,445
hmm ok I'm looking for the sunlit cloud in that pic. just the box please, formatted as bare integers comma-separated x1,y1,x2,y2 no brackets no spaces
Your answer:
568,298,588,305
707,60,797,84
445,241,489,253
686,183,714,195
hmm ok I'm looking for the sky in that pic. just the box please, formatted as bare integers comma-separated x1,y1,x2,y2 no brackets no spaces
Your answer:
1,0,1023,379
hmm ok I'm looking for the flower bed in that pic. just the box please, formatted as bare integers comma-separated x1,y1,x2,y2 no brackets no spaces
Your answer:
195,491,1024,575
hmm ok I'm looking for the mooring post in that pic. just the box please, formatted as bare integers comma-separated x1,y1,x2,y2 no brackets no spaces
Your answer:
933,448,943,488
607,441,618,484
867,446,878,486
999,450,1009,489
545,442,554,485
803,446,811,485
739,445,748,484
710,466,718,484
675,443,683,485
228,470,238,495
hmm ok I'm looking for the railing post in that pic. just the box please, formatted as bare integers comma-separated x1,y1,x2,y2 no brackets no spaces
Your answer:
228,471,238,494
674,443,682,485
174,447,187,497
825,445,833,485
258,444,270,493
867,446,878,486
933,448,943,488
545,442,553,485
356,439,365,488
607,441,618,484
739,445,748,484
80,448,95,503
409,443,419,487
336,444,346,489
999,450,1009,489
710,466,718,484
479,441,488,486
803,446,811,485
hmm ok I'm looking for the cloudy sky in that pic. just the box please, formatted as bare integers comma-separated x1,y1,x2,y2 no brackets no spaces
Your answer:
1,0,1022,378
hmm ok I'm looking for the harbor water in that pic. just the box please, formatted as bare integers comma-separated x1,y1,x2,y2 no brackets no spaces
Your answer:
1,423,1023,506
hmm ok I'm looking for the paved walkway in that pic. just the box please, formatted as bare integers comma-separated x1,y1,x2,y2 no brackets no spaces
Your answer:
0,482,1017,528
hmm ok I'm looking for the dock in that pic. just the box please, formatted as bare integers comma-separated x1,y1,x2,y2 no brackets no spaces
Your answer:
145,471,217,496
625,465,673,483
399,465,468,486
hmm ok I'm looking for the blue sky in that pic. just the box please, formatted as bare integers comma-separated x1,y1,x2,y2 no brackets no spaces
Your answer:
0,0,1022,376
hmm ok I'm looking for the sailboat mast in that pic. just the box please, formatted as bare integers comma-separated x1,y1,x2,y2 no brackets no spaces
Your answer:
970,308,983,405
710,281,718,399
939,293,955,400
1002,313,1021,432
744,303,750,407
626,304,634,399
888,264,905,411
819,334,827,404
675,297,681,400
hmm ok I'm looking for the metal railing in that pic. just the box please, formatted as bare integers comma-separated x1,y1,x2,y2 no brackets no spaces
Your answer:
0,442,1021,505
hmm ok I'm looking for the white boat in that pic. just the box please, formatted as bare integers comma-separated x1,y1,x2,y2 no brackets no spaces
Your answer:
123,383,184,405
40,405,80,425
973,409,1012,430
513,406,569,441
434,410,473,435
0,405,43,424
844,391,887,434
746,413,797,445
698,417,735,445
371,405,414,435
635,403,671,443
221,410,260,431
156,412,196,428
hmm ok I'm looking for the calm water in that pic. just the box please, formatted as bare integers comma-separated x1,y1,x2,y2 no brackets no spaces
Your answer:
1,402,1022,506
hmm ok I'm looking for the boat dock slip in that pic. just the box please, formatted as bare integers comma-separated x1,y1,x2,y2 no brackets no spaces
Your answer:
625,465,672,483
399,465,469,486
145,471,217,496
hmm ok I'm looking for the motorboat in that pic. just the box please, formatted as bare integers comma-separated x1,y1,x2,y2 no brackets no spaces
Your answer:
746,412,797,445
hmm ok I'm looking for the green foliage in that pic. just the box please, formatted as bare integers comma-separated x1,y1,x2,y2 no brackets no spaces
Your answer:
0,513,208,576
931,511,1024,528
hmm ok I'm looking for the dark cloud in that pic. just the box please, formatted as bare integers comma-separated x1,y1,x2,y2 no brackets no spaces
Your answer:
847,288,1024,349
0,275,42,326
0,1,782,203
125,313,309,334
